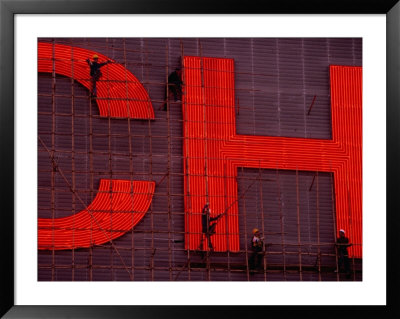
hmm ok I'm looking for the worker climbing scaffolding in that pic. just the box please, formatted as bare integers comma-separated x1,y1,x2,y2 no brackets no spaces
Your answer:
199,202,224,251
86,54,113,97
249,228,264,270
163,67,183,111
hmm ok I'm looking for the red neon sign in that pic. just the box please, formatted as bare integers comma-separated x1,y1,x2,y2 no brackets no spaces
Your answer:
182,57,362,257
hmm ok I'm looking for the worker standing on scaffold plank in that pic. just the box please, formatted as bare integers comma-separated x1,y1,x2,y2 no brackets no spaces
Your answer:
249,228,264,271
86,54,112,98
199,202,223,251
335,229,352,278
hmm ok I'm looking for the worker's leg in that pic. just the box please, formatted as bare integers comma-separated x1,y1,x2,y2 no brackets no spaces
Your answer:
344,255,351,275
256,252,263,269
91,75,100,97
208,235,213,250
170,85,178,101
337,253,344,272
249,252,255,270
199,233,206,250
173,83,182,101
93,80,97,96
204,232,213,250
90,77,96,96
209,223,217,235
93,73,102,97
176,84,182,100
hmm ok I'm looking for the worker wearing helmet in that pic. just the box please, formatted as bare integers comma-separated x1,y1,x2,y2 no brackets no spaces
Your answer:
249,228,264,270
86,54,112,97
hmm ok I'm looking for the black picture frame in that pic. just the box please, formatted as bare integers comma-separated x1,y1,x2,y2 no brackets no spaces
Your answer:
1,1,399,318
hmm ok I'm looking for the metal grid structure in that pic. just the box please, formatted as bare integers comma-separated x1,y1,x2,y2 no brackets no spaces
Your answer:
38,38,362,281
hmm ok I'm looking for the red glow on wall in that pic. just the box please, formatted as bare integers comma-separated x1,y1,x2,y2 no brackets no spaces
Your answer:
38,179,155,250
38,42,154,119
183,57,362,257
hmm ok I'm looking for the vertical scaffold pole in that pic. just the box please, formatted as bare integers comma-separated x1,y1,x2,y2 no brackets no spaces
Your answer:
70,41,76,281
50,40,56,281
296,168,303,281
316,172,322,281
259,163,267,281
276,166,287,280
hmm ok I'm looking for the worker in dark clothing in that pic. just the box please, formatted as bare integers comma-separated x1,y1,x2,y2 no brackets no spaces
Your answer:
249,228,264,270
163,67,183,111
335,229,352,277
200,202,223,251
86,54,112,97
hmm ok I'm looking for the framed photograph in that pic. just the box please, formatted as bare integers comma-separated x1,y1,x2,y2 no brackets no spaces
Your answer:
1,0,399,318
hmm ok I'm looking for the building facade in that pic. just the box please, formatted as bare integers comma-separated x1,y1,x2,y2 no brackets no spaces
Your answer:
38,38,362,281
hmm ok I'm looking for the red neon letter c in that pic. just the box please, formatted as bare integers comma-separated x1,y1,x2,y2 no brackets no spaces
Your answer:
38,43,156,250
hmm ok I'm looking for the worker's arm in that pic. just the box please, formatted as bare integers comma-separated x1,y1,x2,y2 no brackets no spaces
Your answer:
335,239,352,247
210,213,225,222
99,60,113,67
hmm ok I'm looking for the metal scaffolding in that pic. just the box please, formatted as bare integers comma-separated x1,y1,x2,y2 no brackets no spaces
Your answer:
37,37,362,282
